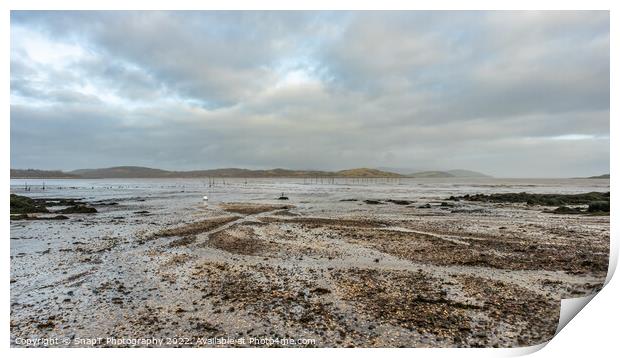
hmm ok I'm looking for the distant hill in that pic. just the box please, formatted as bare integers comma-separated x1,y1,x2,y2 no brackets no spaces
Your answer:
12,166,402,179
408,171,455,178
376,167,423,175
408,169,490,178
10,166,495,179
69,166,172,178
179,168,335,178
10,169,80,179
586,174,610,179
337,168,401,178
445,169,491,178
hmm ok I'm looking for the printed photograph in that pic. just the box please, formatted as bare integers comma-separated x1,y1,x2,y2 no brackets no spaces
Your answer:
9,10,610,348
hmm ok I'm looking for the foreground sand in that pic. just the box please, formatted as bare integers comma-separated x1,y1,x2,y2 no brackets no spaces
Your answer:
10,194,609,347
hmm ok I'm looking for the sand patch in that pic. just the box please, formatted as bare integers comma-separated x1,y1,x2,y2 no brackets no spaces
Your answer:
221,203,293,215
323,225,608,273
151,216,239,238
333,268,475,345
208,226,275,256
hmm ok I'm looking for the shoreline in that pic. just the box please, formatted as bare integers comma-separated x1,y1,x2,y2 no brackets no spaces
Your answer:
10,181,610,347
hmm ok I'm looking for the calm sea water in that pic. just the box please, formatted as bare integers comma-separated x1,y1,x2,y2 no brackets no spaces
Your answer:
10,177,610,206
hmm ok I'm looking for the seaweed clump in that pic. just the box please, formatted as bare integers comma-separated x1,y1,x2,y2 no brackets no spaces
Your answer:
58,205,97,214
11,214,69,221
454,192,609,206
587,201,610,213
10,194,49,214
10,194,98,216
454,192,610,215
551,206,583,214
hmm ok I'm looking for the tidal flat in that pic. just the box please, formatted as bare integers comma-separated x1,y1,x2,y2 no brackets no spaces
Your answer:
10,178,610,347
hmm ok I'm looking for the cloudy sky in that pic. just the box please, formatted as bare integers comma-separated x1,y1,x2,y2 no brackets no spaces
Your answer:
10,11,609,177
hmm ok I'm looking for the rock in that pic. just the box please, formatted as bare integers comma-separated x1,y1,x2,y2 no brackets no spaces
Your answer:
550,206,583,214
311,287,331,295
588,201,610,213
10,214,29,221
386,199,413,205
58,205,97,214
10,194,49,214
451,191,610,206
418,203,432,209
10,214,69,221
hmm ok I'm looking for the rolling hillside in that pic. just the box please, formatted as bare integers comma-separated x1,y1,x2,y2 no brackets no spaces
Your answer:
408,169,490,178
10,169,80,179
12,166,403,179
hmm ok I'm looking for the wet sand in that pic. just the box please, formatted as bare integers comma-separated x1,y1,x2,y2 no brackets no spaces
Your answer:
10,180,609,347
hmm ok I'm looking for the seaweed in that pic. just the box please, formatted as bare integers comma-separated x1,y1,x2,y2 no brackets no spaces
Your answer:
58,205,98,214
454,192,609,207
10,194,49,214
588,201,610,213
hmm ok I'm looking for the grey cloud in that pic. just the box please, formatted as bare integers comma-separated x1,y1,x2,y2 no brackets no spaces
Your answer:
10,11,610,177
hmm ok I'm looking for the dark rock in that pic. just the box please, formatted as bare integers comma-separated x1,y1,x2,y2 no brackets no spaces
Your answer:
11,214,69,221
10,214,29,221
311,287,331,295
386,199,413,205
551,206,584,214
452,191,609,206
588,201,610,213
10,194,49,214
59,205,97,214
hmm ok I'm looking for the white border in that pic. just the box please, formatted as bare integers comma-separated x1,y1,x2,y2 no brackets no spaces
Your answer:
2,1,616,358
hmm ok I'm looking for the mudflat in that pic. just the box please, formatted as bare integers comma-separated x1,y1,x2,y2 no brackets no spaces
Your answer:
10,178,609,347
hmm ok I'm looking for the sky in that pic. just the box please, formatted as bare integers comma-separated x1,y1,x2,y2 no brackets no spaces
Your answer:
10,11,610,177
